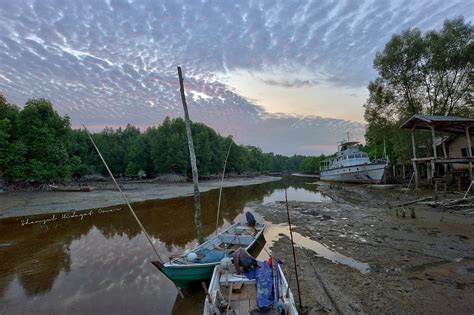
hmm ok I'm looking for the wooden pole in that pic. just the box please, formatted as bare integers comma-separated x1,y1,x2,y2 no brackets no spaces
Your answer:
411,128,418,189
177,66,204,244
466,125,473,182
431,126,437,159
285,188,303,310
441,130,448,177
430,126,436,181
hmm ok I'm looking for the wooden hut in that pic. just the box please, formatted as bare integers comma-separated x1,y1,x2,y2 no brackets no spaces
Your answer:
400,115,474,189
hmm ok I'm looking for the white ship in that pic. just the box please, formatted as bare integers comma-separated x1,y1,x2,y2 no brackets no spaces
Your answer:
320,141,387,183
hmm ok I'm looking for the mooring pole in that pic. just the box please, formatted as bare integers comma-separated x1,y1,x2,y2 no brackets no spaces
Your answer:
284,188,303,310
177,66,204,244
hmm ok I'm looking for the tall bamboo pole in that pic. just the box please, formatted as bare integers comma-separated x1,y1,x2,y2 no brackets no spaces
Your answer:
177,66,204,244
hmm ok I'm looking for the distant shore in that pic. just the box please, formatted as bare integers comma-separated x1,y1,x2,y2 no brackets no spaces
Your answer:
0,175,281,219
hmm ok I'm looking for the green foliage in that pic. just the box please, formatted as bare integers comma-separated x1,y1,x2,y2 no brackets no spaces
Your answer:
299,154,327,174
364,17,474,164
1,98,72,182
0,95,305,183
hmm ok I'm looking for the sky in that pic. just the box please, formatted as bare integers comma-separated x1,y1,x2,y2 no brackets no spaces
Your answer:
0,0,472,155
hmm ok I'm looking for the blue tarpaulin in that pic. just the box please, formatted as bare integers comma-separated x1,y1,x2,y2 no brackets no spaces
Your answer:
193,249,226,263
245,261,277,310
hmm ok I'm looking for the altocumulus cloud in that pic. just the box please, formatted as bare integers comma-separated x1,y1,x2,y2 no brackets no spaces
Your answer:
0,0,471,155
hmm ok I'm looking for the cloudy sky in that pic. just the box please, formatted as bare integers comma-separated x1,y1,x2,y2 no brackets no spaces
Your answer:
0,0,472,155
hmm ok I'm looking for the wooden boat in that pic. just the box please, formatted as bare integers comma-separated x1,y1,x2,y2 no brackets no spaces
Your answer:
203,262,298,315
49,185,93,192
152,222,265,288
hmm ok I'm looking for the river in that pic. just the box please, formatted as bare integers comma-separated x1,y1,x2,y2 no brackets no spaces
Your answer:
0,177,329,314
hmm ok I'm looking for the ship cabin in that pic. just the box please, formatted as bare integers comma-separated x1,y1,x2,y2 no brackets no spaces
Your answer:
320,141,370,171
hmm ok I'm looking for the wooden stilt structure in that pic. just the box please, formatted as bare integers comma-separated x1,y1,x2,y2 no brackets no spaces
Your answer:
401,115,474,190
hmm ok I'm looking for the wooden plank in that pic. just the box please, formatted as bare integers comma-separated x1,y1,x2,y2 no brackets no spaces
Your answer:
248,284,257,311
239,299,250,315
229,301,239,315
249,296,257,310
232,282,243,293
248,285,257,299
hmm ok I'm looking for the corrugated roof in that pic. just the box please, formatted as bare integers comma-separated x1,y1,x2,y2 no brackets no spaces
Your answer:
400,114,474,134
409,114,474,123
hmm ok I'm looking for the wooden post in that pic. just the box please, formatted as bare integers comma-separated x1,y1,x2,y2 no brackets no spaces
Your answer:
402,164,406,178
177,66,204,244
427,162,432,182
411,128,418,189
441,130,448,177
466,125,473,182
430,126,437,180
431,126,437,159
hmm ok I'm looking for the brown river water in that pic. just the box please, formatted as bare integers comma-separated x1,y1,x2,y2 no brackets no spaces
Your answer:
0,177,331,314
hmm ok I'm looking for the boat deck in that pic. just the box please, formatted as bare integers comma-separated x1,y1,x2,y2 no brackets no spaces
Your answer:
169,223,263,265
220,282,257,315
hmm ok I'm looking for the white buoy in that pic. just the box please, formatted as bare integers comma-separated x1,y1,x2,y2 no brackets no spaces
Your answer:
187,252,198,261
220,257,233,272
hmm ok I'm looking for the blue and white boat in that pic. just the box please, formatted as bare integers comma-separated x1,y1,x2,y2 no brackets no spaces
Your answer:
320,141,386,183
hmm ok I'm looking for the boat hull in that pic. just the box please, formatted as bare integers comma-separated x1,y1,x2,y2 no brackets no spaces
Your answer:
203,263,298,315
320,163,386,183
152,261,216,288
153,227,265,288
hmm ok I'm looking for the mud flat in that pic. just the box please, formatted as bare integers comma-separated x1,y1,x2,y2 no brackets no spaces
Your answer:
0,175,280,218
254,183,474,314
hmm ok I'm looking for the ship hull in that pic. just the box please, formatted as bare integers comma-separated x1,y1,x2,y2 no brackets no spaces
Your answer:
320,163,386,183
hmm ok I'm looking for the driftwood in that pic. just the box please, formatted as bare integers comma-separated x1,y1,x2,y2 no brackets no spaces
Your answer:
390,196,433,208
442,196,474,208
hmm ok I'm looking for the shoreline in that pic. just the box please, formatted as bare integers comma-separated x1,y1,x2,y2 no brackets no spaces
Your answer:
0,175,281,219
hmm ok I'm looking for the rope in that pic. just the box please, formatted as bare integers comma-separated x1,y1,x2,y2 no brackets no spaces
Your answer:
83,124,185,299
83,124,163,263
215,137,233,235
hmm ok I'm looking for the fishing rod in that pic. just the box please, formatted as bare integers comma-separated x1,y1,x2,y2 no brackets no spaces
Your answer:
83,125,184,298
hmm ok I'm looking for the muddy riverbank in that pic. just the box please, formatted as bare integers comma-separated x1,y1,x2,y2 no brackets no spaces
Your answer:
255,183,474,314
0,175,280,218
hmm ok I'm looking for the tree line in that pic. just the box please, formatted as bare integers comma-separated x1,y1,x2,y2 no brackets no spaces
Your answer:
0,96,321,183
363,17,473,163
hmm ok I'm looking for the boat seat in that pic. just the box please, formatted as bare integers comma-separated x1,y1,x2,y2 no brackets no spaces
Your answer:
219,273,255,285
218,234,254,245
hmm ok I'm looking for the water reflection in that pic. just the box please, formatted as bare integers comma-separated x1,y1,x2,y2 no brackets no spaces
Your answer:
263,186,332,204
0,177,325,314
263,223,370,273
